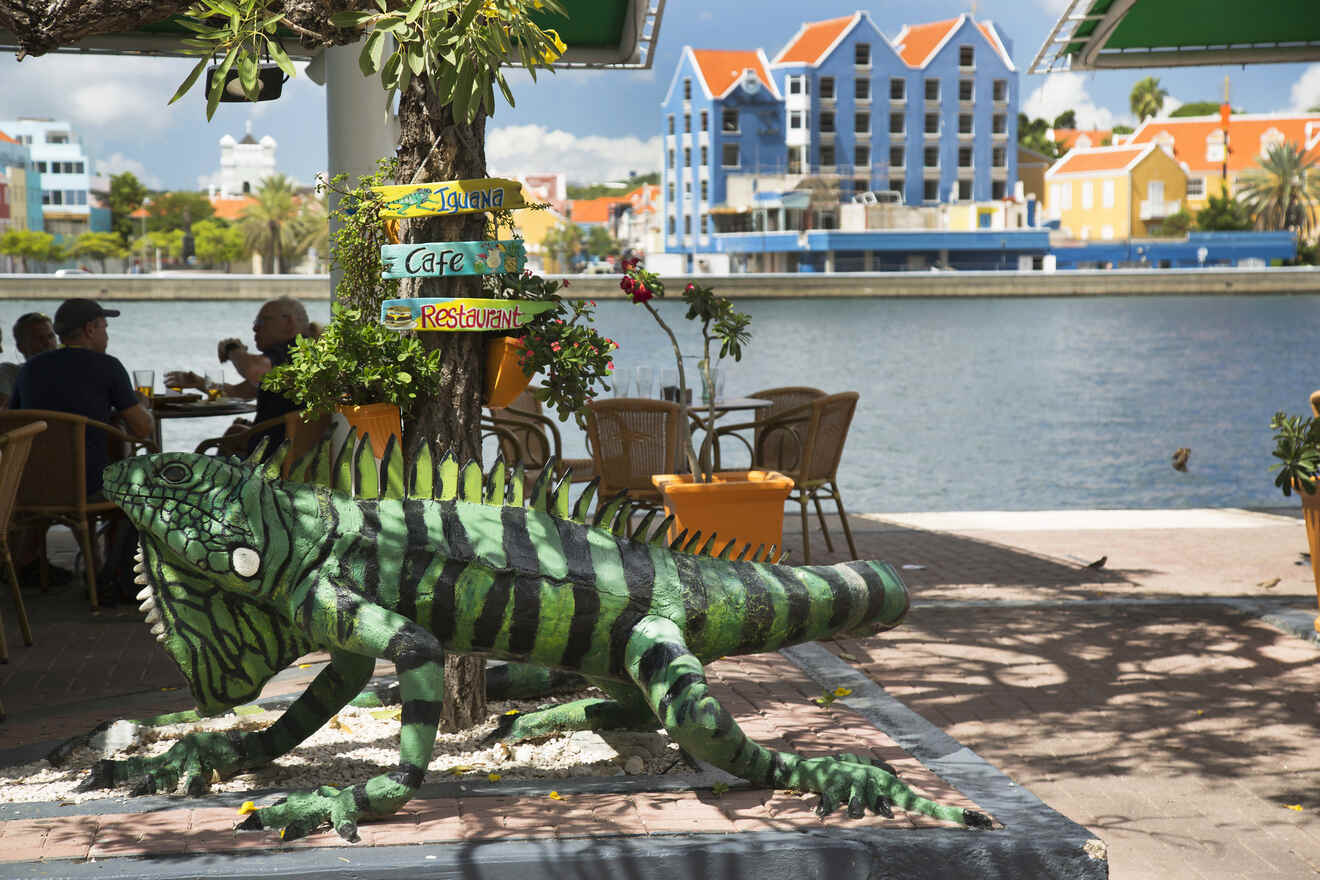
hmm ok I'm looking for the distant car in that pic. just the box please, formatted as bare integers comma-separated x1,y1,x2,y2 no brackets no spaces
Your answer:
53,268,91,276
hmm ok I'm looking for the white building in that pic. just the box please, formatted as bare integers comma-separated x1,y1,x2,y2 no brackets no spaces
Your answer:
201,121,278,198
0,117,92,237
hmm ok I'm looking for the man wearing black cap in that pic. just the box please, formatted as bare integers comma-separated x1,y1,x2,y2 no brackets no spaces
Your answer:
10,298,153,492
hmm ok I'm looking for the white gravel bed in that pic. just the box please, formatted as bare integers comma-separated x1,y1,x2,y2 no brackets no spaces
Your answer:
0,693,683,806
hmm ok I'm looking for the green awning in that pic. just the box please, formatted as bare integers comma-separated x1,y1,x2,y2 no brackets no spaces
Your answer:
0,0,666,68
1030,0,1320,73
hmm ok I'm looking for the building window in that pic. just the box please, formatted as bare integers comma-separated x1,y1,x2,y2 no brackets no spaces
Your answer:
890,78,905,101
701,145,708,165
924,146,939,168
820,145,836,168
890,145,905,168
700,111,708,131
890,177,904,196
1101,225,1115,240
959,113,973,134
924,78,939,101
701,215,708,234
722,109,739,133
684,147,691,166
667,217,676,235
992,180,1006,200
667,115,674,134
992,114,1007,134
958,146,972,167
788,75,803,95
1102,179,1116,207
959,45,974,67
1081,181,1094,210
889,112,905,134
992,146,1006,167
855,43,870,66
668,149,675,167
684,78,692,100
959,80,973,102
924,179,939,201
684,114,691,133
925,113,940,135
854,112,870,134
855,145,870,168
35,161,46,173
819,76,835,99
685,216,691,234
993,79,1008,102
819,111,835,133
701,180,709,200
789,111,803,130
722,143,740,167
668,183,675,201
684,180,691,194
855,78,870,101
788,146,804,174
958,179,972,201
1187,176,1205,199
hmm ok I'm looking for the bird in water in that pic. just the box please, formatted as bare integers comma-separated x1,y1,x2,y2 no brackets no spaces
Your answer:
1172,448,1190,472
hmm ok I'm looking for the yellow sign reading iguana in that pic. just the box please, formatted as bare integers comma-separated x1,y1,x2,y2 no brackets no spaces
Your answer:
371,179,526,219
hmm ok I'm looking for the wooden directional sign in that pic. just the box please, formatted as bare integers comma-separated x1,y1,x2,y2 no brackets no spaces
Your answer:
372,179,526,219
380,240,526,279
380,298,556,332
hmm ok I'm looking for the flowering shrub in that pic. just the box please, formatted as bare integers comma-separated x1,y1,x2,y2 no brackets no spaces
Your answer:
619,259,751,481
486,268,616,421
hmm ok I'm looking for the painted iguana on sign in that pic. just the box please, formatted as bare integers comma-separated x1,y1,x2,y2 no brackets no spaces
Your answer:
79,433,990,840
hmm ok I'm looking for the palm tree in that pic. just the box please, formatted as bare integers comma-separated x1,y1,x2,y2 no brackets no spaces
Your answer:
240,174,299,274
1236,142,1320,241
1129,77,1168,121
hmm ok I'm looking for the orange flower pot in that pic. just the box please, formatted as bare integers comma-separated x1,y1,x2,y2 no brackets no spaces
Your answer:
336,402,402,456
485,336,534,409
1300,484,1320,633
651,470,795,559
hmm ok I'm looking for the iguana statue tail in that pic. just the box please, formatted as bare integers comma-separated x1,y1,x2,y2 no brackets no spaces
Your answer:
77,431,990,840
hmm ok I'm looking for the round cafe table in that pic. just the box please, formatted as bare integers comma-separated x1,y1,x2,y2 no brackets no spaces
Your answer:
150,396,257,452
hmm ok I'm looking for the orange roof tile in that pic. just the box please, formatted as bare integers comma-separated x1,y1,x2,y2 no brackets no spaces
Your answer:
1127,114,1320,173
1050,146,1148,176
774,15,855,65
570,196,629,225
210,196,257,222
690,49,773,97
895,18,959,67
0,130,18,146
1052,129,1113,152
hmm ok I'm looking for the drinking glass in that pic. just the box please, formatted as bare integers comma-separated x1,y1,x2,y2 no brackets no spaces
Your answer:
700,364,720,405
132,370,154,400
611,371,632,398
204,368,225,401
635,365,655,398
659,367,679,402
165,371,188,394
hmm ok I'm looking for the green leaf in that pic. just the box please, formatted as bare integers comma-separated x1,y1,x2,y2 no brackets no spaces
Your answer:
457,0,486,32
268,39,297,79
206,47,240,120
329,10,374,28
405,0,427,24
360,29,385,75
380,50,403,91
238,52,259,97
169,57,209,105
451,57,475,120
407,40,425,76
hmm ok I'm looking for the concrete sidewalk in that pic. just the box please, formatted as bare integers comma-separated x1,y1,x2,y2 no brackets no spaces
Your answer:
2,507,1319,878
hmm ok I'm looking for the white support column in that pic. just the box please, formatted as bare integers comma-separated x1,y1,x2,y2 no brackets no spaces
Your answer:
323,42,399,299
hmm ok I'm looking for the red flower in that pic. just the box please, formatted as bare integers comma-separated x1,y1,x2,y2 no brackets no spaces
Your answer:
562,279,570,288
685,283,695,292
631,286,653,304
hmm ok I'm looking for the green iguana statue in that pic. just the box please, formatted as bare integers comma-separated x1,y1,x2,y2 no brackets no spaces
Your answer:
78,432,990,840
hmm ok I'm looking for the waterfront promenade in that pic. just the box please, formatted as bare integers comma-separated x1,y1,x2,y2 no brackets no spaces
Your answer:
1,265,1319,300
2,506,1319,878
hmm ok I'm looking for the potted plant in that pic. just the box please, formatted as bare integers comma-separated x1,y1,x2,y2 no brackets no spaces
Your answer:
1270,410,1320,631
620,258,794,557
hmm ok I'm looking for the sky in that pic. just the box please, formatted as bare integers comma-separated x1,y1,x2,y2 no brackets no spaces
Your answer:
0,0,1317,191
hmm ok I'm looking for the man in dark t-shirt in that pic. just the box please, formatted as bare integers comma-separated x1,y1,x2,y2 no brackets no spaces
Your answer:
10,298,153,492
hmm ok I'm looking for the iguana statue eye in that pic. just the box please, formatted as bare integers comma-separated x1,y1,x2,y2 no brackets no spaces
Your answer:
158,462,191,484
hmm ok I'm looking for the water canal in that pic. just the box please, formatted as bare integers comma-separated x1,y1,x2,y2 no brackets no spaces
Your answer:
10,294,1316,513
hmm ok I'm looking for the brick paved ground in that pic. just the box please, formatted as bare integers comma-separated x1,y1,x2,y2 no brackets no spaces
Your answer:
2,510,1319,878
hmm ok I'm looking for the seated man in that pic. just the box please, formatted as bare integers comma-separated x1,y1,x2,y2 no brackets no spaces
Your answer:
167,296,316,451
10,299,153,600
0,312,59,404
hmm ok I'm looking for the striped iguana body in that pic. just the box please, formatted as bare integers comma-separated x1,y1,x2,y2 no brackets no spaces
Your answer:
81,433,989,840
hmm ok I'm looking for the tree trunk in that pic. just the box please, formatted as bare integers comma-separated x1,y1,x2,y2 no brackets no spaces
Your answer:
395,75,488,732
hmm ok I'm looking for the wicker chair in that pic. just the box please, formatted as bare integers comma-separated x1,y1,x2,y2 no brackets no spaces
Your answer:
194,414,292,457
714,392,859,563
585,398,683,512
0,421,46,669
747,387,826,473
0,410,155,609
483,390,595,485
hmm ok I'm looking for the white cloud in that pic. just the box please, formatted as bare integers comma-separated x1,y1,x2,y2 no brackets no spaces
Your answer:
1023,72,1133,129
1037,0,1073,11
486,124,661,185
93,153,162,189
1288,64,1320,112
1156,96,1184,118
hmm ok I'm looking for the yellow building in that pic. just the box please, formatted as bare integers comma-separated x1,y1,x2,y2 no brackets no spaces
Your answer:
1016,146,1052,204
1044,143,1187,240
508,197,569,273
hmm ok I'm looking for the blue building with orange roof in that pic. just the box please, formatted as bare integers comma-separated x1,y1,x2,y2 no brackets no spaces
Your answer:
660,12,1037,272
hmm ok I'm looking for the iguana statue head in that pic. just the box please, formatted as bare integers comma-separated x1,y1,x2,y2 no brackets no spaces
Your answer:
102,452,312,715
